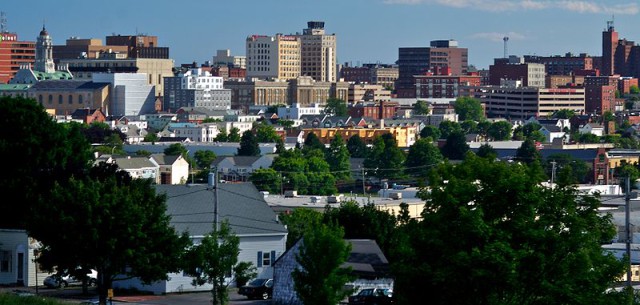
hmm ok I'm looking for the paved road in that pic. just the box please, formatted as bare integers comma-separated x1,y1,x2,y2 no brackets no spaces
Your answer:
2,286,272,305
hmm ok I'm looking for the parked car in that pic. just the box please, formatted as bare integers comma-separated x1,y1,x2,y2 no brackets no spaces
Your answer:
348,288,394,305
44,269,98,288
238,278,273,300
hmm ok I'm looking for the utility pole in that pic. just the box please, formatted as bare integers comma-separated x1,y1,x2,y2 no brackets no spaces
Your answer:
626,175,632,288
208,168,219,305
550,161,557,187
362,167,366,195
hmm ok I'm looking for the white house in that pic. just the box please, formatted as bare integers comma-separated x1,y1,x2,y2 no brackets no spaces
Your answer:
150,153,190,185
112,155,160,184
172,123,221,142
211,155,275,182
0,229,49,287
113,182,288,294
539,125,566,143
277,103,323,120
579,123,605,137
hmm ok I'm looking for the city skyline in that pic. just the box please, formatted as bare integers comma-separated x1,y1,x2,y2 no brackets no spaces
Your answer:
4,0,640,70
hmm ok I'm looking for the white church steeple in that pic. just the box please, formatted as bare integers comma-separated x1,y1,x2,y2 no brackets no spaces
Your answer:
34,24,55,73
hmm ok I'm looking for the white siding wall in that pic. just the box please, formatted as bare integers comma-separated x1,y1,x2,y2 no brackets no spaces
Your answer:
113,233,286,295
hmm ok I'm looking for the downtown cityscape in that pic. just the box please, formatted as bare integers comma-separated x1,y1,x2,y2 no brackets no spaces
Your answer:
4,1,640,304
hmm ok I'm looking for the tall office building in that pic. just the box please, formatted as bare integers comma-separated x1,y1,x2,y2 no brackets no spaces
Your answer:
396,40,468,98
246,34,300,80
298,21,336,82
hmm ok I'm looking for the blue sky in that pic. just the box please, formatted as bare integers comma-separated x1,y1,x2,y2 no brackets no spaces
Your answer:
4,0,640,69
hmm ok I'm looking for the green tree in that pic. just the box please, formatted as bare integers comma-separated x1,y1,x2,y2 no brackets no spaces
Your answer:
544,153,590,184
420,125,441,140
393,155,625,305
346,134,368,158
438,121,462,139
194,150,217,170
255,123,280,143
440,131,469,160
413,100,430,115
405,138,443,177
0,96,93,229
30,162,190,304
249,168,282,195
181,220,240,305
487,121,513,141
164,143,195,167
228,127,241,142
324,200,399,257
326,134,351,180
460,120,478,134
215,128,229,142
202,118,222,123
233,262,257,287
135,150,153,157
144,133,159,143
304,131,325,151
553,109,576,119
83,121,125,145
475,143,497,160
515,138,541,164
476,121,492,138
237,130,261,156
324,97,348,116
279,208,325,249
293,223,354,305
453,96,484,121
631,85,640,94
364,133,406,179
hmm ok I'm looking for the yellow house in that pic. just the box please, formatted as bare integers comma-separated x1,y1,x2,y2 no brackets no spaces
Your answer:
303,126,416,147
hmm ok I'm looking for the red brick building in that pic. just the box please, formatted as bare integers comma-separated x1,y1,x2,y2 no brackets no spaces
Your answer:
584,75,620,114
0,32,35,83
348,101,398,120
414,73,481,98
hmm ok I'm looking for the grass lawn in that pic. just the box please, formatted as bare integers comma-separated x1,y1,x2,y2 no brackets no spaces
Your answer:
0,293,73,305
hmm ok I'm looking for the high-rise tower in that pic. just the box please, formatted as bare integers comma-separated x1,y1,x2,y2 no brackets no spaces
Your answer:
602,19,617,76
298,21,336,82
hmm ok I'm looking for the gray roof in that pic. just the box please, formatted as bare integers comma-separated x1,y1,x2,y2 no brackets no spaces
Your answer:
157,183,287,237
212,155,274,167
114,156,157,169
541,124,562,132
151,154,181,166
30,80,109,90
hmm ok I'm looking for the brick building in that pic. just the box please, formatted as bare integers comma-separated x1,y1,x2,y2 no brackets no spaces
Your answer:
0,32,35,83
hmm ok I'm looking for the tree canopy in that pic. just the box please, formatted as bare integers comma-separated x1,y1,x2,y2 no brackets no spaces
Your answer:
0,96,93,229
181,220,240,305
440,131,469,160
453,96,484,121
325,134,351,180
392,155,626,305
364,133,406,179
405,138,443,177
293,223,354,305
30,162,190,304
324,97,348,116
346,134,368,158
237,130,261,156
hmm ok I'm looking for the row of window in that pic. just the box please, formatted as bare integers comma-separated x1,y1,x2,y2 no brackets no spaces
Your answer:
38,94,85,105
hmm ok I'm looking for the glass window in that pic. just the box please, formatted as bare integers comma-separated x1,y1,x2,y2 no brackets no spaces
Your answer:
68,95,73,104
0,250,11,272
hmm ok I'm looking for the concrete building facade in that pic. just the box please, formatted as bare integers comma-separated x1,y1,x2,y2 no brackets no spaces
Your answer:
92,73,155,116
474,85,585,120
163,67,231,112
298,21,337,82
60,56,174,96
246,34,301,80
489,56,546,88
